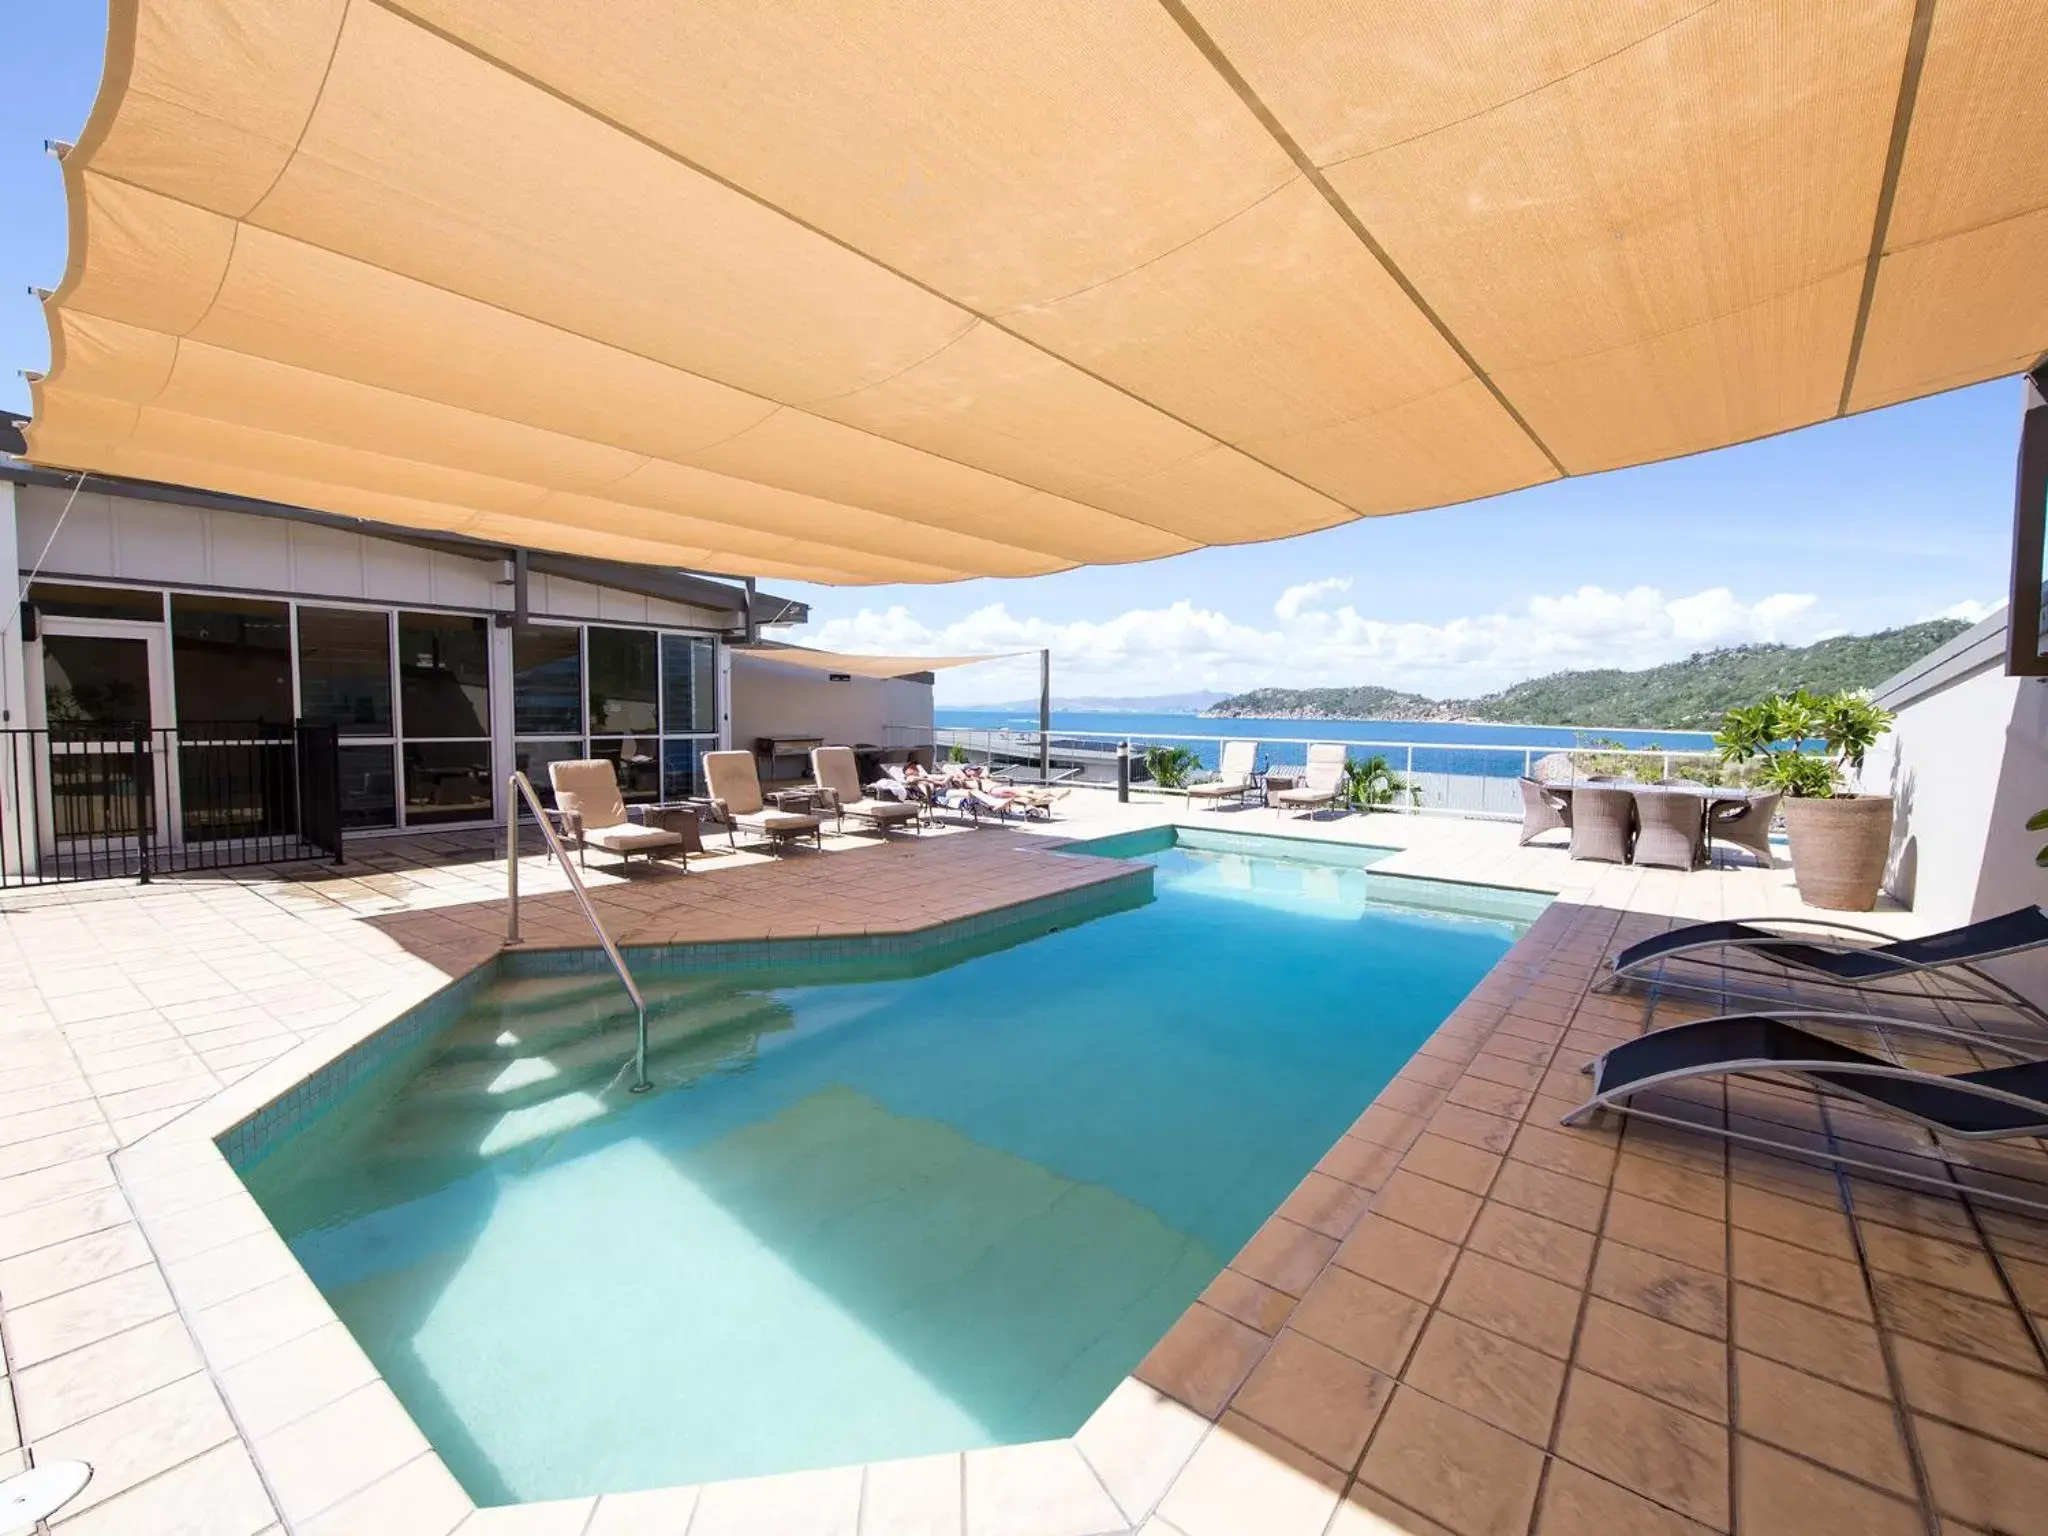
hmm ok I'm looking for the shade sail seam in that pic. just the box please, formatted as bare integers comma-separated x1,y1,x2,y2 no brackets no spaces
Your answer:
63,318,1127,572
62,166,1202,558
1315,0,1724,172
357,0,1370,524
516,488,977,582
239,0,354,223
1872,197,2048,259
990,172,1301,318
78,397,996,580
1838,0,1938,417
1474,257,1872,383
1150,0,1570,480
799,318,985,405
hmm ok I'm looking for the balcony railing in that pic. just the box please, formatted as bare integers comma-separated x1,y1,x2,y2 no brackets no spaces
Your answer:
896,724,1743,821
0,721,346,887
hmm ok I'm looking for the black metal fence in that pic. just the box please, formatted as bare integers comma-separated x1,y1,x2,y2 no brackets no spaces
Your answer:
0,721,345,887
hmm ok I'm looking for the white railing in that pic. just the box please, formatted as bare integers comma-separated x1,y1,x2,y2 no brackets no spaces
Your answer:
505,772,652,1093
897,725,1736,821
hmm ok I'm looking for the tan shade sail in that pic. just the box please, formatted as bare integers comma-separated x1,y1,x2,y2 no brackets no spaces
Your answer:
735,646,1023,681
24,1,2048,584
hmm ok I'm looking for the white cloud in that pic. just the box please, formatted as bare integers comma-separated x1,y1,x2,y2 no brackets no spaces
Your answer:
776,581,1840,703
1928,598,1999,626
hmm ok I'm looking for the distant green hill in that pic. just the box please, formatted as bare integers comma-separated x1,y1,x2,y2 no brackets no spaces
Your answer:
1205,619,1970,729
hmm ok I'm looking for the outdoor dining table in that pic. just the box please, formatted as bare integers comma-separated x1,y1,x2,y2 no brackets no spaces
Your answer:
1548,779,1760,807
1545,779,1767,866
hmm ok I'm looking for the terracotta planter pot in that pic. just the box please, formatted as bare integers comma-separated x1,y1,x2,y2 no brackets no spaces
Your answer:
1783,795,1894,911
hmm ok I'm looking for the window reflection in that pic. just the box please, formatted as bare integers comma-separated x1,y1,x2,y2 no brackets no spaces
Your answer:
588,627,657,734
591,736,660,802
403,742,492,824
398,613,490,738
298,608,392,736
171,595,291,726
661,633,716,735
513,625,581,735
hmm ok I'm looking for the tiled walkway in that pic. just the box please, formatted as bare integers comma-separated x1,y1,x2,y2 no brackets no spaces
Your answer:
1134,894,2048,1536
1,793,2040,1534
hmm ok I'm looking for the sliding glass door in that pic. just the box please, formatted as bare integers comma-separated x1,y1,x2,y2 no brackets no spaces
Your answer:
512,624,720,806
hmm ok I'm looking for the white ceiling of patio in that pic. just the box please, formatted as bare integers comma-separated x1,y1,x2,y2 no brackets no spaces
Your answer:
23,1,2048,584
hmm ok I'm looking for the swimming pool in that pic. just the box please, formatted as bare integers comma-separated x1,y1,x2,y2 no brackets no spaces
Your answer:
237,829,1545,1502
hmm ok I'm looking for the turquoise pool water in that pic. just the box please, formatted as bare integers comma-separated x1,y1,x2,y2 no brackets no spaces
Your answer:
241,830,1544,1502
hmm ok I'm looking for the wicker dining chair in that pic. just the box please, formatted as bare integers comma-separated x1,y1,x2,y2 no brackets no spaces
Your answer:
1709,791,1781,868
1569,786,1636,863
1634,791,1706,869
1517,777,1572,846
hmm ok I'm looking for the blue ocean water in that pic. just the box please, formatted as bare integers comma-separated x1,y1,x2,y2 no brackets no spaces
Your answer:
936,708,1715,777
242,835,1536,1502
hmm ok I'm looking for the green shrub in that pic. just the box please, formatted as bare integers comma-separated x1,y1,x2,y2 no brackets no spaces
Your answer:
1143,745,1200,789
1342,753,1416,810
1713,688,1893,798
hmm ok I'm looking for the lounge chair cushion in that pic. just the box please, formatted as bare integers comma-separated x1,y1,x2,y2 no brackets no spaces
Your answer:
549,759,630,829
841,797,921,823
1273,786,1335,805
737,809,822,835
702,750,766,815
582,822,685,854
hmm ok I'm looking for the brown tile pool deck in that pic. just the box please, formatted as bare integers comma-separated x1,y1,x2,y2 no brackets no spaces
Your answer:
3,799,2047,1534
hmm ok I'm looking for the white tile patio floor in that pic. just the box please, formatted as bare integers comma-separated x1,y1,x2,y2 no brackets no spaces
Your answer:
8,790,2044,1534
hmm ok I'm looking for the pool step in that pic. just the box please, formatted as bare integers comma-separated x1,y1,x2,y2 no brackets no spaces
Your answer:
376,1010,784,1162
403,993,788,1112
467,972,629,1016
439,974,738,1059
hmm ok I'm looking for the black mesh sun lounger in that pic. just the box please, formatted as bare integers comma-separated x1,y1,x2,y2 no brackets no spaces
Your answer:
1598,906,2048,1026
1564,1013,2048,1140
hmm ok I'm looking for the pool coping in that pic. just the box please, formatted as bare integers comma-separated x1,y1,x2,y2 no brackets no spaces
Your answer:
107,827,1558,1534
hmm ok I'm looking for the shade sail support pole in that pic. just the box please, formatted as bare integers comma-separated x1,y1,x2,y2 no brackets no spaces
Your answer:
2005,360,2048,677
1039,648,1051,783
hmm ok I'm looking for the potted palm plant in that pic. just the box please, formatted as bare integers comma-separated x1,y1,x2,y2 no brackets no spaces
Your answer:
1341,753,1417,811
1142,744,1200,791
1714,689,1895,910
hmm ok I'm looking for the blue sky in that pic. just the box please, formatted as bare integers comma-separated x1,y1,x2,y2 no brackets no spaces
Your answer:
0,4,2019,704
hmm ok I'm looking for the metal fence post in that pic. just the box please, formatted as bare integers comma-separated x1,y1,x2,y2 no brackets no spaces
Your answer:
132,726,151,884
1405,745,1416,813
505,775,521,943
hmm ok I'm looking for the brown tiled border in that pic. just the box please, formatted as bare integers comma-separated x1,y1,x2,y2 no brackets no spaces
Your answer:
1131,897,2048,1536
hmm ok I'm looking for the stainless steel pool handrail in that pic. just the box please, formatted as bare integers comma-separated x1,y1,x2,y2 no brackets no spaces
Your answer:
505,772,652,1094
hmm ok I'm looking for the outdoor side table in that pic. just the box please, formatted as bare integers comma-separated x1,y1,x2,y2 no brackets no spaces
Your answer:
634,803,705,855
1260,773,1299,807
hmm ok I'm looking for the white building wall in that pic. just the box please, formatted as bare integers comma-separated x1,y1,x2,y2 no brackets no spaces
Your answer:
13,484,731,629
1861,611,2048,1000
0,482,25,732
729,654,934,754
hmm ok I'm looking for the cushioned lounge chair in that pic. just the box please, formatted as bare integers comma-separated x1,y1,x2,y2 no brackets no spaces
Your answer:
1597,905,2048,1026
701,750,824,852
1568,786,1635,863
547,759,688,871
1273,743,1347,818
1186,740,1259,809
1564,1012,2048,1141
811,746,922,835
1005,785,1070,819
1517,777,1570,847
